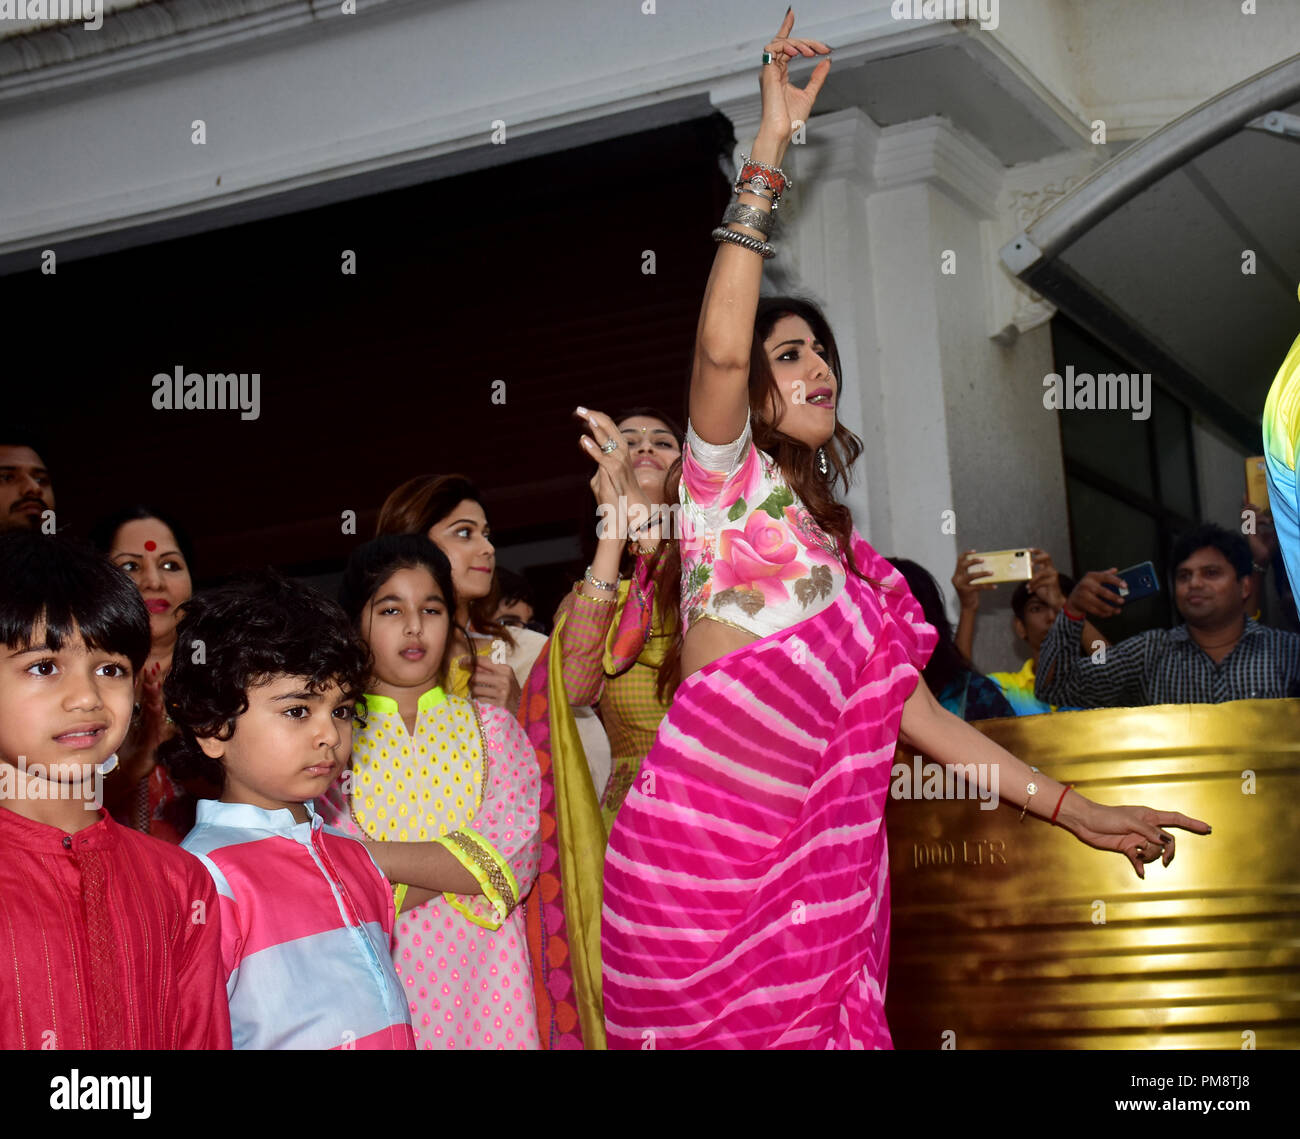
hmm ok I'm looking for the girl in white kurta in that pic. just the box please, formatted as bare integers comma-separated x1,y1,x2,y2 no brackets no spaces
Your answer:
319,535,542,1049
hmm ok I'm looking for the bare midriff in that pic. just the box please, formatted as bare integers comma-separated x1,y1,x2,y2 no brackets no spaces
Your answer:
681,615,759,681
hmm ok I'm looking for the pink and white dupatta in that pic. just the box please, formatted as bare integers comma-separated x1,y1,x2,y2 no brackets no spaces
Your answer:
601,535,936,1049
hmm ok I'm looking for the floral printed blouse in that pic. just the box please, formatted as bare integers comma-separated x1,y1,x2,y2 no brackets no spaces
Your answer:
680,414,845,639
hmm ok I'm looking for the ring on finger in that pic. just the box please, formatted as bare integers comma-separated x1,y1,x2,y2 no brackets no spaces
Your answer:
600,438,620,454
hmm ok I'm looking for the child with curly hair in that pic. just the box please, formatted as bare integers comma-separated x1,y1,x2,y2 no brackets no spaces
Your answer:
167,571,413,1049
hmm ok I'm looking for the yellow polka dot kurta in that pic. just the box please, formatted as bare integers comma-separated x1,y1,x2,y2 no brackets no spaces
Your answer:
317,688,542,1049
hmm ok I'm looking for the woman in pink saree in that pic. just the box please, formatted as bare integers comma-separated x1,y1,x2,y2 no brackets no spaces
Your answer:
600,10,1212,1050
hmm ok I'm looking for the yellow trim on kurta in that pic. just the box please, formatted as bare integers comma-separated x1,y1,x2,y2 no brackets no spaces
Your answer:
547,605,610,1050
361,686,446,718
434,829,521,930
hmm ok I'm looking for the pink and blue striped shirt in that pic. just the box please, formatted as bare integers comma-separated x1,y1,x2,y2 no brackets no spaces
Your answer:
182,799,414,1050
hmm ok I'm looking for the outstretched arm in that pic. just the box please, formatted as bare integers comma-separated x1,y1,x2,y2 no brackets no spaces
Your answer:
898,679,1210,878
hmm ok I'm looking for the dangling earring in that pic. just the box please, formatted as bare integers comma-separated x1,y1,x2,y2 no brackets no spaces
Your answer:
817,447,829,476
97,753,119,776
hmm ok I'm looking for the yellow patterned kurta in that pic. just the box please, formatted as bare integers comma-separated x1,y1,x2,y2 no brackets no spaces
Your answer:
316,687,543,1049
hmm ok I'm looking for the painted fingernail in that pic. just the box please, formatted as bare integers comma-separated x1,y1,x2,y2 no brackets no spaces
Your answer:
575,405,589,415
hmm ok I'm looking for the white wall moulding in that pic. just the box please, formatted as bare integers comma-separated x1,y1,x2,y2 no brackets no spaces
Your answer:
0,1,941,266
984,151,1098,344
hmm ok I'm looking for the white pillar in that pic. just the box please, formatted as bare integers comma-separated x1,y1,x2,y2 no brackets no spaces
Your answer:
713,103,1083,671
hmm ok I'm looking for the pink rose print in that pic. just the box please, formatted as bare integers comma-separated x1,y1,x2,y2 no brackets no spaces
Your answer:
714,509,808,604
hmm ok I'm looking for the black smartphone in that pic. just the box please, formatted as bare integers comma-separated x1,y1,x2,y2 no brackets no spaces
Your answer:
1103,560,1160,603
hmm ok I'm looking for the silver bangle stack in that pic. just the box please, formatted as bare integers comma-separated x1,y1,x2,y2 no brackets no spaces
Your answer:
713,153,788,259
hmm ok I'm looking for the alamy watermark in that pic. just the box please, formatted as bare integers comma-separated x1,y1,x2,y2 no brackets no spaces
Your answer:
596,498,689,541
0,1,102,31
0,754,108,810
50,1070,151,1119
1042,365,1152,421
890,754,1000,810
890,0,999,32
152,366,261,421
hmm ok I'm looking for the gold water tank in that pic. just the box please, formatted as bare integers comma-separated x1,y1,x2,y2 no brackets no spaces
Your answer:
885,699,1300,1049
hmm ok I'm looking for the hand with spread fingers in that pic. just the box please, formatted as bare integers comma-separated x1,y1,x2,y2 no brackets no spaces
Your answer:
758,9,832,143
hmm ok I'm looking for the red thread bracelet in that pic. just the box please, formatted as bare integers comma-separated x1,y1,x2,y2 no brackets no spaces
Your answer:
1050,785,1073,825
1062,605,1084,621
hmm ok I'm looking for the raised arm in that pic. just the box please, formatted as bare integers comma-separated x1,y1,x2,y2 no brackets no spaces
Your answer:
689,11,830,444
952,549,993,663
560,407,658,704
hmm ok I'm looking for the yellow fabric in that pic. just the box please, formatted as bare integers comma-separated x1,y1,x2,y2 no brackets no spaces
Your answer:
352,686,514,929
1262,324,1300,471
988,657,1036,691
446,648,481,700
547,605,610,1051
595,578,671,833
351,688,480,842
433,829,520,931
602,579,668,674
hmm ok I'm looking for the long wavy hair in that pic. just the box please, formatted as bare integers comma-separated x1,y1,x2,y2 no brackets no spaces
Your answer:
655,296,881,696
374,474,515,653
887,557,972,698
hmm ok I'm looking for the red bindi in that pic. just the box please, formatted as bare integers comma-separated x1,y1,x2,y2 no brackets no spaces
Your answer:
144,540,156,551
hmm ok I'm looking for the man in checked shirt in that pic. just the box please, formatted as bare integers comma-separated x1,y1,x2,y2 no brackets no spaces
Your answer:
1034,524,1300,707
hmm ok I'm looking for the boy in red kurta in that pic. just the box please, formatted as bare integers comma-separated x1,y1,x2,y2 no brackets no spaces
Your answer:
0,532,230,1049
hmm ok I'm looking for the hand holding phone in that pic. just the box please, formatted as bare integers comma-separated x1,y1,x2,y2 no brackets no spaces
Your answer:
1067,568,1128,618
1102,561,1160,604
968,548,1033,584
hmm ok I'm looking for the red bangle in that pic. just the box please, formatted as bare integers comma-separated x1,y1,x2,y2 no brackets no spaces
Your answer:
1062,605,1084,621
736,160,789,199
1050,785,1073,825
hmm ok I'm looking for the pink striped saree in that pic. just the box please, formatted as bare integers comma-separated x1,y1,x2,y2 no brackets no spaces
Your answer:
601,535,937,1049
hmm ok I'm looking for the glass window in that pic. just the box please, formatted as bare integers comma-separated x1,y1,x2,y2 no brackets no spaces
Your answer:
1051,316,1200,638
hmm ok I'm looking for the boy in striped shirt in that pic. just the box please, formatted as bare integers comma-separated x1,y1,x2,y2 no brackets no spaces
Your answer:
166,571,414,1049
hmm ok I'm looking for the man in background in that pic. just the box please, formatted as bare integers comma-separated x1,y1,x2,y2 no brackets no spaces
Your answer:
0,427,54,533
1036,525,1300,707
